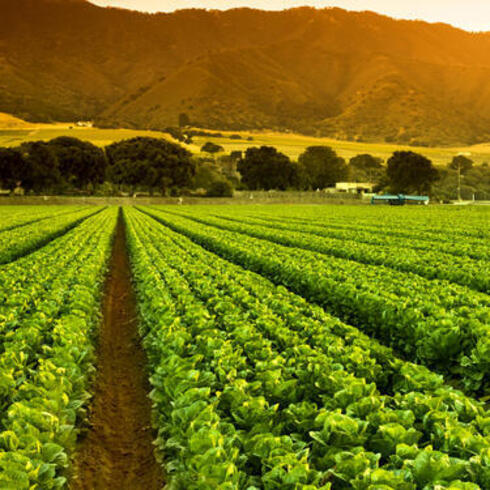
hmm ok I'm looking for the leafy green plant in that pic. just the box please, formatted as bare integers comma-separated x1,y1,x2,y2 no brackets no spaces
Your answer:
124,206,490,489
0,208,117,488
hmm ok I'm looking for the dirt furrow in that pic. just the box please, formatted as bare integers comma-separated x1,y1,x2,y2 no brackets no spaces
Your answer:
70,209,164,490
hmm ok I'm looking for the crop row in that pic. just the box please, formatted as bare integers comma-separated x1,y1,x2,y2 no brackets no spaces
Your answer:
0,206,85,233
0,208,117,489
243,206,489,241
162,209,488,292
139,207,490,397
125,207,490,489
216,212,489,263
0,206,103,265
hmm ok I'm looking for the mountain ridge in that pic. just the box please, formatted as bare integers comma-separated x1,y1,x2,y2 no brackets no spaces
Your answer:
1,0,489,145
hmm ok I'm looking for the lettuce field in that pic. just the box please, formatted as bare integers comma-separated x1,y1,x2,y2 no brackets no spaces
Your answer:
0,204,489,489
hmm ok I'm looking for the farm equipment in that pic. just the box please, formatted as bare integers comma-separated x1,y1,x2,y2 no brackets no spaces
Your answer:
371,194,429,205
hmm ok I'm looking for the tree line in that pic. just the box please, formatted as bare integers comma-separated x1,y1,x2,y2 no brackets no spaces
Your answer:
0,137,195,196
236,145,441,195
0,136,486,198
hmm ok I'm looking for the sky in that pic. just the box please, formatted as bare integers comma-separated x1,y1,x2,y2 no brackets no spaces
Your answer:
89,1,490,32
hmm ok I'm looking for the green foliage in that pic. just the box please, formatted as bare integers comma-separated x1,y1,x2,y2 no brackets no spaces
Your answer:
432,165,490,201
0,207,103,264
298,146,348,189
142,206,490,396
206,180,234,198
106,137,195,195
237,146,297,190
0,148,26,191
125,206,490,489
19,141,62,193
350,154,383,170
1,204,488,488
230,151,243,162
46,137,107,189
192,160,223,190
0,208,117,488
387,151,439,194
349,153,384,183
201,141,224,154
449,156,474,175
2,129,490,198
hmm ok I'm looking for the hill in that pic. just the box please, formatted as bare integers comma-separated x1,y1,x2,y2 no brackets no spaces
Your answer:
1,117,489,168
1,0,490,145
0,113,34,129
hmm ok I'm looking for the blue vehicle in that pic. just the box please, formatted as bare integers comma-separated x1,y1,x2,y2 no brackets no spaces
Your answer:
371,194,429,205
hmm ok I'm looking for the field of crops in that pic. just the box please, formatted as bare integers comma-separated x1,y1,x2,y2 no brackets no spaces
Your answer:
0,204,488,489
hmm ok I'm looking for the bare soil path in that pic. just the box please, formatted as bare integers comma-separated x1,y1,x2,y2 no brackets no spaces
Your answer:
70,210,164,490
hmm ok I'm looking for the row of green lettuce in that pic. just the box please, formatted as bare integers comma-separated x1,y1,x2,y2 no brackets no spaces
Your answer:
236,205,489,243
124,207,490,489
0,206,85,234
137,207,490,398
236,212,488,262
190,212,489,290
0,208,117,489
0,206,103,265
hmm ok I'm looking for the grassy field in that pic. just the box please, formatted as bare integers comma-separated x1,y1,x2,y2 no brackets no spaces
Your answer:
189,130,490,167
1,113,490,166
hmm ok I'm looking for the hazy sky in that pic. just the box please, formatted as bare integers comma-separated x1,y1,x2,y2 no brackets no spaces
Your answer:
90,1,490,32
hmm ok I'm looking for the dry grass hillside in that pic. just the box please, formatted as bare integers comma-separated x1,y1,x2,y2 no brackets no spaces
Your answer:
1,0,489,145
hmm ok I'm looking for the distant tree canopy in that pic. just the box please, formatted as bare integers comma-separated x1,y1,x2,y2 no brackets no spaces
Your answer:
206,179,234,198
387,151,439,194
230,150,243,162
2,135,480,198
201,141,224,154
349,154,384,183
433,164,490,201
0,148,26,191
298,146,348,189
350,154,382,170
238,146,297,190
106,137,195,195
20,142,62,193
448,155,474,175
1,138,106,194
47,137,107,188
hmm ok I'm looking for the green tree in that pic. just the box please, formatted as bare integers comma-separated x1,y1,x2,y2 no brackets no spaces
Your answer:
448,155,474,175
298,146,348,189
349,154,384,182
206,179,234,197
0,148,26,191
238,146,297,190
19,141,62,193
230,151,243,162
47,137,107,189
106,137,194,195
201,142,224,154
387,151,439,195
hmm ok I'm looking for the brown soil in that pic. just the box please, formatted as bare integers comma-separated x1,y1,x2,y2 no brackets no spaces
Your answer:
70,210,164,490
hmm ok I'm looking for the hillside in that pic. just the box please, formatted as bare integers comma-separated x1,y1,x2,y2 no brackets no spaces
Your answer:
0,112,34,128
1,0,490,145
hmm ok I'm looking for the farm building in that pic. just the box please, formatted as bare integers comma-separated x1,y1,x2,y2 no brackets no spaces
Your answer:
331,182,375,194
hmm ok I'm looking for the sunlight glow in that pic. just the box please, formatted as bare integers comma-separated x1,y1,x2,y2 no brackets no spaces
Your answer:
89,0,490,32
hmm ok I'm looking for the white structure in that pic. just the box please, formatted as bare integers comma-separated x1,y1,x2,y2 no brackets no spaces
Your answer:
76,121,94,128
335,182,375,194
